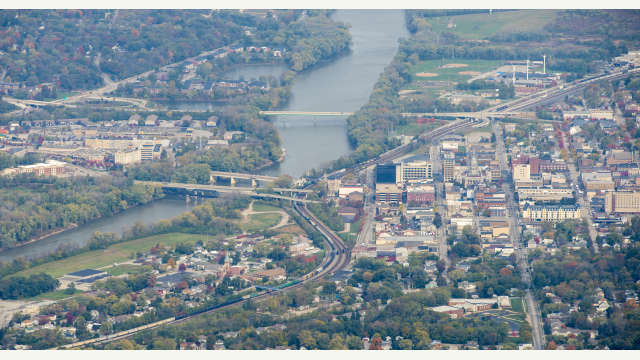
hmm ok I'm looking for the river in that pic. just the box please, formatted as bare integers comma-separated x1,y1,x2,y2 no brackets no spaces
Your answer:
0,198,197,263
0,10,407,263
263,9,408,177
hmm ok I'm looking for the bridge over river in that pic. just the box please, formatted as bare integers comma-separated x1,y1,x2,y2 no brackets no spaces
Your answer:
259,110,539,119
135,181,319,203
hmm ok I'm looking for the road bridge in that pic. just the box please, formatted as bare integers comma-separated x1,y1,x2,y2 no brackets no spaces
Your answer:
210,171,278,187
135,181,319,203
259,111,354,116
259,110,533,119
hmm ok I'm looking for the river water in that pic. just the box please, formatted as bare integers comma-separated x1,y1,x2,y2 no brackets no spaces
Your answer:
264,10,408,177
0,198,196,263
0,10,407,263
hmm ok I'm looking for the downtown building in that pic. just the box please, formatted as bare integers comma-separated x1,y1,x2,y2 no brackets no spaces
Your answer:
521,203,582,222
605,191,640,214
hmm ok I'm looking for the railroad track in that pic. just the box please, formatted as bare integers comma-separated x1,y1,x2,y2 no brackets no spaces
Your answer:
59,202,348,349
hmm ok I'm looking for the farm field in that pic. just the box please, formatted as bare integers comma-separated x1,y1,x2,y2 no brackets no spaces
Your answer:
8,233,203,279
427,10,558,39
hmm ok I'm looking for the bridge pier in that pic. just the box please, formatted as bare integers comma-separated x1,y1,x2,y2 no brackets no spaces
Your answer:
209,175,216,184
230,177,236,187
251,178,257,188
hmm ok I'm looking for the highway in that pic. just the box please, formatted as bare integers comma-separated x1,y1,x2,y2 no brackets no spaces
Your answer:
488,68,640,113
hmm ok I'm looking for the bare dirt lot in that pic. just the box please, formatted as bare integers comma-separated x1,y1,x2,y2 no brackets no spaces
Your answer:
415,72,438,77
441,63,469,69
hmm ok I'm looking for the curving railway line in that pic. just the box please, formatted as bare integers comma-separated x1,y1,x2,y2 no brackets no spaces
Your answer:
58,116,480,349
58,203,349,349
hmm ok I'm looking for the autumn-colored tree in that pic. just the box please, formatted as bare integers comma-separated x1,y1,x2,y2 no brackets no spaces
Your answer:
179,263,187,272
547,340,557,350
175,281,189,291
499,267,513,277
369,334,382,350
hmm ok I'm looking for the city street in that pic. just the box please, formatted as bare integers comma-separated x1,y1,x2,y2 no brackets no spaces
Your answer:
492,121,545,349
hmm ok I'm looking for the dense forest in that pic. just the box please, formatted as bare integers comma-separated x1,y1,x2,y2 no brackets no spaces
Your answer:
0,10,248,90
0,10,350,98
0,174,164,249
0,273,58,299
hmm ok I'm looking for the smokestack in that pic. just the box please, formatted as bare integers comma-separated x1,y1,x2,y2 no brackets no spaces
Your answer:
512,65,516,85
526,59,529,80
543,55,546,74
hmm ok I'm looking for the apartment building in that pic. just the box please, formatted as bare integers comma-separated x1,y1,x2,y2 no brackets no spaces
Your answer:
605,191,640,214
517,186,574,201
521,204,582,222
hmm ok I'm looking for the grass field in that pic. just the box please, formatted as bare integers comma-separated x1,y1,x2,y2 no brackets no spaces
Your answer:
410,59,503,83
9,233,203,279
510,297,525,313
396,120,449,136
241,213,282,233
428,10,558,39
105,264,152,276
30,288,82,301
252,203,282,212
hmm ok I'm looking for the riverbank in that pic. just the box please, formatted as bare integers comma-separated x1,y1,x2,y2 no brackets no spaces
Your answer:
0,197,195,265
0,224,78,253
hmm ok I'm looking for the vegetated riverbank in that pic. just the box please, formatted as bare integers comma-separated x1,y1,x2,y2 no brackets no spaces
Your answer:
0,175,165,253
0,196,250,280
3,224,79,252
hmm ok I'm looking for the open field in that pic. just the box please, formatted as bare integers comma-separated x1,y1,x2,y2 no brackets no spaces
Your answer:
241,213,282,233
105,264,152,276
510,297,525,313
410,59,503,84
395,121,444,136
427,10,558,39
252,203,282,212
9,233,203,279
30,288,82,301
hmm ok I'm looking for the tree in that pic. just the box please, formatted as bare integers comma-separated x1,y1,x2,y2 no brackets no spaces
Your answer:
433,212,442,228
65,282,76,295
329,334,346,349
369,334,382,350
398,338,413,349
298,329,316,349
153,337,177,350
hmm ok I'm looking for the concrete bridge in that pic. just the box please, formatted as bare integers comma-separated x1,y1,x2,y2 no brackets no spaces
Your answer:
259,109,535,119
259,111,354,116
210,171,279,187
136,180,319,203
400,111,537,119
